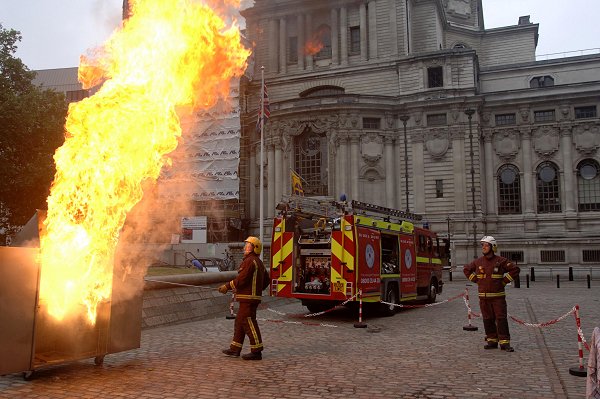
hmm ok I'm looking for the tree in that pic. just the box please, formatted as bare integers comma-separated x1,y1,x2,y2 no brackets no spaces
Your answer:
0,24,67,243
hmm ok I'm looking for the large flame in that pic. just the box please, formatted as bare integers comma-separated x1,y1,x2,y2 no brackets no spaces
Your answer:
38,0,250,324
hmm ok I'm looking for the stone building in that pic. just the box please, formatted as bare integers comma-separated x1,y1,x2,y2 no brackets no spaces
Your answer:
239,0,600,268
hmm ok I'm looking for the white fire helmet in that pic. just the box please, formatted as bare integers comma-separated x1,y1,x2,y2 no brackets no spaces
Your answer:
480,236,498,252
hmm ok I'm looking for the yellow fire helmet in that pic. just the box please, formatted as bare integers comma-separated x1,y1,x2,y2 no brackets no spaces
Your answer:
245,236,262,255
480,235,498,253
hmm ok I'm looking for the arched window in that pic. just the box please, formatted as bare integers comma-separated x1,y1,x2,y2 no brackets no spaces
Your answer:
294,128,328,196
577,159,600,211
497,164,521,214
299,85,345,98
313,25,331,60
536,161,561,213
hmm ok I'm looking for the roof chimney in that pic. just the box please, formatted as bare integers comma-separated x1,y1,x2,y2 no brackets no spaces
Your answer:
518,15,531,25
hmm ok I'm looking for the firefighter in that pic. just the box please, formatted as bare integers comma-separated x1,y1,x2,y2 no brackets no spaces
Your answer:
463,236,520,352
219,236,269,360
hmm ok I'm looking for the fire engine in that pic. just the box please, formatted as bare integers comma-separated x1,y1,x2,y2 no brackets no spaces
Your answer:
270,196,448,315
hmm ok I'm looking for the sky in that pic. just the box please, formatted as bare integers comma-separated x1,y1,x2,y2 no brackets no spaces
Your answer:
1,0,599,71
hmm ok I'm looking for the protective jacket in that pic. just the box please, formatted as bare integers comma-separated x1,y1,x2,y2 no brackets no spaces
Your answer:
463,254,519,298
225,252,268,303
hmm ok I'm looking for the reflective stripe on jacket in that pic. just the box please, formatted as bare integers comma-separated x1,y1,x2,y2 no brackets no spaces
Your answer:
463,254,520,297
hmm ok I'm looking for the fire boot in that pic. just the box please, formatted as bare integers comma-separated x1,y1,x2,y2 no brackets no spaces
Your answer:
241,352,262,361
222,349,240,357
500,344,514,352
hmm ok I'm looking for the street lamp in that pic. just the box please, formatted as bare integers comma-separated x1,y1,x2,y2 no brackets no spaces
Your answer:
399,115,410,212
464,108,477,259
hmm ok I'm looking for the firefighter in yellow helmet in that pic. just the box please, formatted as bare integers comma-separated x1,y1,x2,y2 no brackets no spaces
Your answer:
218,236,269,360
463,236,520,352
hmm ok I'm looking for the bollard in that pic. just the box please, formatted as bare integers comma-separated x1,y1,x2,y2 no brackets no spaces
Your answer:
526,274,530,288
514,275,520,288
568,305,587,377
463,288,478,331
449,269,453,282
354,290,367,328
530,267,535,282
588,274,591,289
557,274,560,288
225,293,236,319
569,267,574,282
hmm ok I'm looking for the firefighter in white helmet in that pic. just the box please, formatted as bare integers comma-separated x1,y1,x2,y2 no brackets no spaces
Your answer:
218,236,270,360
463,236,520,352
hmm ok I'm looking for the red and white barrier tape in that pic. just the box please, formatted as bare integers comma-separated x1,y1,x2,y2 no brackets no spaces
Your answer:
508,306,576,328
258,318,338,328
266,292,360,318
462,295,482,318
380,291,465,309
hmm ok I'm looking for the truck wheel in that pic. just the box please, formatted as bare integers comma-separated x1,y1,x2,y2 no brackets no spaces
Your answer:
381,287,397,316
427,280,437,304
305,303,329,314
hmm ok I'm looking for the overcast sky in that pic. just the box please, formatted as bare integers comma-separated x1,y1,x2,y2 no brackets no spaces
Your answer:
1,0,599,71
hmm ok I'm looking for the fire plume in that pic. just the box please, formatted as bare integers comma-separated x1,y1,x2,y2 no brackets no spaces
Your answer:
39,0,250,324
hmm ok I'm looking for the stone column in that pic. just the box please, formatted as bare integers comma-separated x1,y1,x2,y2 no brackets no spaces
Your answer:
389,0,398,57
394,133,403,210
413,135,424,213
340,6,348,65
279,17,287,74
331,8,339,65
521,129,534,214
561,126,576,213
367,0,377,60
452,129,466,212
350,135,360,200
297,14,305,70
305,13,314,70
275,138,283,207
483,131,495,214
337,135,348,198
267,143,275,217
384,136,395,208
359,3,367,61
268,19,278,73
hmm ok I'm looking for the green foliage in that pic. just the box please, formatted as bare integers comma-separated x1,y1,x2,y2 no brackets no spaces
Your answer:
0,23,68,241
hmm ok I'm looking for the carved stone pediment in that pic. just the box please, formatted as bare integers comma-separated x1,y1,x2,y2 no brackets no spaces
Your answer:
492,129,520,161
361,133,383,165
279,115,339,137
533,126,559,158
573,123,600,155
424,129,449,160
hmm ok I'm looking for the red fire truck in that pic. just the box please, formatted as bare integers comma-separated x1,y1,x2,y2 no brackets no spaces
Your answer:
270,196,447,315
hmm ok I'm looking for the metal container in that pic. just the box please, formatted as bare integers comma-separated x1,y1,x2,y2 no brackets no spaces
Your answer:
0,240,144,378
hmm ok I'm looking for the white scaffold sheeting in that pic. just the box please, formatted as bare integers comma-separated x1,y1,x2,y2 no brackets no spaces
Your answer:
159,86,241,201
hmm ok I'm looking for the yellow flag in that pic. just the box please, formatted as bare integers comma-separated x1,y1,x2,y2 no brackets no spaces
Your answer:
291,170,304,196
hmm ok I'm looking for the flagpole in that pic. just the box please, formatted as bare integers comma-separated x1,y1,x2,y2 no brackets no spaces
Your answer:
259,66,265,260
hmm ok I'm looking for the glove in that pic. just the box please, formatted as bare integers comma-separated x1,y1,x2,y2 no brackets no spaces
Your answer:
218,285,228,294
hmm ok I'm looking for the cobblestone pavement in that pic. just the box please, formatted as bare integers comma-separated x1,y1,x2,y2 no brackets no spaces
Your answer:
1,278,598,398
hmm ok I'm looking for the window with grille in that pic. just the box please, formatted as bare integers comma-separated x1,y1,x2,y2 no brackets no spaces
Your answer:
435,179,443,198
362,117,380,129
575,106,597,119
426,113,447,126
583,250,600,263
500,251,524,263
427,66,443,88
498,164,521,214
529,76,554,88
577,159,600,211
534,110,555,123
495,113,516,126
540,250,565,263
349,26,360,54
294,130,328,196
288,36,298,63
536,162,561,213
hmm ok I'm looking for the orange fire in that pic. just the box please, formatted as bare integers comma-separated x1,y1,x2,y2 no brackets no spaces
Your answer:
304,27,328,56
38,0,250,324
